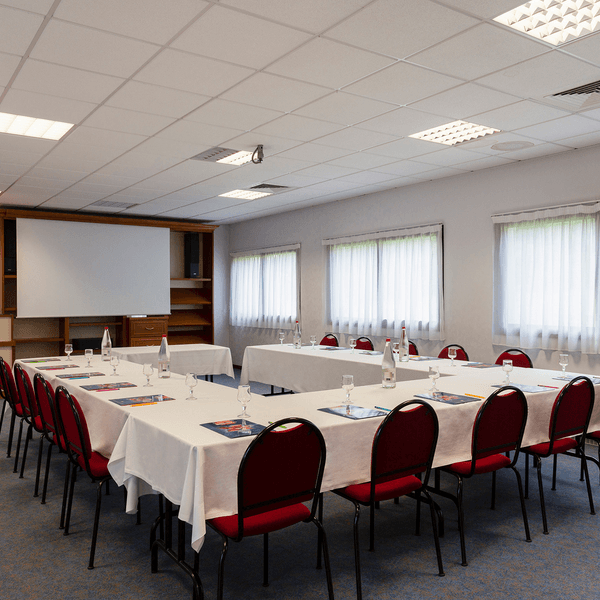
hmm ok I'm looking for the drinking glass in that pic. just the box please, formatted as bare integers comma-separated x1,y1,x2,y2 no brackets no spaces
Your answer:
278,330,285,345
64,344,73,362
110,355,120,376
185,373,197,400
392,342,400,363
503,359,513,384
559,353,569,377
448,347,457,366
85,349,93,368
349,338,357,353
428,366,440,395
237,384,251,420
310,335,317,349
342,374,354,405
142,363,153,387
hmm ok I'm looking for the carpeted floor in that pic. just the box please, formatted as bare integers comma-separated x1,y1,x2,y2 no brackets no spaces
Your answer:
1,371,599,600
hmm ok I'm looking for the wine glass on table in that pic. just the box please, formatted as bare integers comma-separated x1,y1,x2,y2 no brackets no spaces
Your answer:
278,330,285,345
142,363,153,387
342,374,354,406
349,338,357,353
85,349,93,368
185,373,197,400
110,355,120,376
428,366,440,396
502,359,513,384
64,344,73,362
310,335,317,349
559,353,569,377
448,347,457,366
237,385,252,433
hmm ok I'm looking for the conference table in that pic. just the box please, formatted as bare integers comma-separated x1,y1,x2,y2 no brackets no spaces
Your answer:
112,343,234,379
17,352,600,557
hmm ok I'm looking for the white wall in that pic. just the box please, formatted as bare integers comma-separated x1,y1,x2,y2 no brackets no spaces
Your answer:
220,143,600,374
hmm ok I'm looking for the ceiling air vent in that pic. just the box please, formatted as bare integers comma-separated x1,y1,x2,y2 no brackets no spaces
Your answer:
250,184,290,191
545,79,600,111
89,200,138,209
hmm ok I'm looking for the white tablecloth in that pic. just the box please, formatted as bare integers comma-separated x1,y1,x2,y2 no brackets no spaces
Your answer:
112,344,234,378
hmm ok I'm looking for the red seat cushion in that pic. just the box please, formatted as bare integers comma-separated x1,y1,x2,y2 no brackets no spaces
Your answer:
14,402,25,417
588,430,600,440
447,453,511,476
342,475,423,504
33,415,43,431
526,437,578,456
77,451,110,478
210,503,310,538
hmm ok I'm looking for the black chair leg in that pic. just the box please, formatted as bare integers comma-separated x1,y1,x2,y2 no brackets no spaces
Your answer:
312,518,335,600
316,493,323,569
415,490,422,535
34,435,44,497
13,418,24,473
351,501,362,600
262,533,269,587
6,410,16,458
215,533,229,600
19,424,32,478
511,465,532,542
455,476,467,566
423,489,444,576
88,478,108,569
0,399,6,435
579,447,596,515
524,452,530,498
59,460,71,529
64,464,77,535
369,500,375,552
41,442,53,504
551,454,558,491
534,456,549,535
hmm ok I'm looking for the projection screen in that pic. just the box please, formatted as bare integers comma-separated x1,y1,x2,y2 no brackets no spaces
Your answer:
16,218,171,318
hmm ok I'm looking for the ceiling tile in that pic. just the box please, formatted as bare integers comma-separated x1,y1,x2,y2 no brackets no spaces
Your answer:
435,0,524,19
0,147,45,168
0,131,56,154
326,0,479,60
0,88,96,123
41,195,95,210
219,0,372,34
172,5,311,70
0,6,44,55
81,106,175,136
0,52,20,87
326,153,397,170
134,137,211,159
134,49,254,97
266,38,394,89
221,131,301,156
561,32,600,68
221,72,331,112
314,126,399,151
12,59,124,103
253,114,344,142
359,107,451,137
409,83,520,120
54,0,208,44
514,115,600,143
411,146,489,167
457,131,548,155
495,141,570,160
25,166,88,184
185,99,283,131
63,126,146,151
155,120,244,146
343,62,462,106
556,130,600,149
337,170,401,185
477,51,600,99
409,23,548,81
472,100,570,131
1,184,56,202
373,159,440,177
276,142,354,163
0,0,55,13
366,136,440,159
416,166,468,180
295,163,359,180
266,172,327,186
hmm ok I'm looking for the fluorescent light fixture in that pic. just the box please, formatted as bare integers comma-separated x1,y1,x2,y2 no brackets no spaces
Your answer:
216,150,254,166
409,120,500,146
219,189,272,200
0,112,74,140
494,0,600,46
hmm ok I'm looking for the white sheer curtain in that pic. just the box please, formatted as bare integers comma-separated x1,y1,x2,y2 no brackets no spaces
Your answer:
325,224,444,339
230,245,299,328
493,203,600,352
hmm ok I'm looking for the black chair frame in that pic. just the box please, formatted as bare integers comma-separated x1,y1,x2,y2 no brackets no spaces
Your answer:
408,339,419,356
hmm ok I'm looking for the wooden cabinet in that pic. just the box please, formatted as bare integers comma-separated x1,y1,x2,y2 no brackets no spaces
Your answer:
126,316,168,347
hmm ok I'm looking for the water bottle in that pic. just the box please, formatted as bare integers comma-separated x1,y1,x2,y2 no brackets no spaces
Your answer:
293,320,302,349
158,334,171,378
101,327,111,361
382,338,396,388
400,326,410,362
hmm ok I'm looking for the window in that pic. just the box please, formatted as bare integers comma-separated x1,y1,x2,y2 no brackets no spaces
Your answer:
324,224,444,339
493,204,600,352
230,244,299,328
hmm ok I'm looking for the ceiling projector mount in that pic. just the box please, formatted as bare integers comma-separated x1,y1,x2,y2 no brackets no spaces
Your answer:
251,145,264,164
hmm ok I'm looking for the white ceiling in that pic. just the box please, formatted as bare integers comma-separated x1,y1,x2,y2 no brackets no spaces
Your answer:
2,0,600,224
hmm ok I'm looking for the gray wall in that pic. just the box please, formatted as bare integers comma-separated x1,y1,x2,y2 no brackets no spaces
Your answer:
216,143,600,374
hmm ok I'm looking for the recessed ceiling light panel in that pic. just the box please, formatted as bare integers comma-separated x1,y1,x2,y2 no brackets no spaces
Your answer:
190,147,253,165
0,112,74,140
219,189,272,200
409,120,500,146
494,0,600,46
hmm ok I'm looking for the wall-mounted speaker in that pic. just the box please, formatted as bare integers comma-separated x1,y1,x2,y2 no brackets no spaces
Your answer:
4,220,16,275
184,232,200,278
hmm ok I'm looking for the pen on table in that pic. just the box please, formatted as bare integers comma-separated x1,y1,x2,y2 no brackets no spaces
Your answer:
464,393,485,399
538,384,559,389
374,406,391,412
131,402,157,407
97,388,119,392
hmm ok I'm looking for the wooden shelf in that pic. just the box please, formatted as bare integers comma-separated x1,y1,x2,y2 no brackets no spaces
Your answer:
171,278,211,282
15,337,64,344
170,288,211,306
69,321,123,328
168,310,211,327
167,330,212,344
4,274,16,279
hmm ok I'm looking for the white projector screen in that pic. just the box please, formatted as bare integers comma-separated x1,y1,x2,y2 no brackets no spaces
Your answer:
17,218,171,318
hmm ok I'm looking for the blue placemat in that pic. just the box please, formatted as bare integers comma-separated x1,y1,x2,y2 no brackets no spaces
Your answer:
491,383,550,393
415,392,482,405
81,382,137,391
201,419,264,438
56,371,106,380
319,405,387,420
111,395,175,406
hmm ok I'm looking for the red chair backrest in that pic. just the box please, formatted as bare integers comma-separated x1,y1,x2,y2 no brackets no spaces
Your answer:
548,376,594,446
55,386,93,464
372,400,438,488
14,363,38,419
0,357,20,410
438,344,469,361
355,337,374,351
470,387,528,466
33,373,58,439
238,419,325,533
408,341,418,356
495,349,533,368
319,334,338,347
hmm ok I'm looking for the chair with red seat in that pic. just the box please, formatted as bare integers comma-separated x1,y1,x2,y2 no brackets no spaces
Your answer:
334,400,444,600
523,376,595,534
319,333,338,347
354,336,374,351
495,348,533,368
0,357,26,469
55,385,112,569
432,387,531,566
438,344,469,361
203,418,333,600
408,340,419,356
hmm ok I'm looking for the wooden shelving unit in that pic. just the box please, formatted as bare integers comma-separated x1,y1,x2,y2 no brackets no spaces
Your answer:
0,209,217,361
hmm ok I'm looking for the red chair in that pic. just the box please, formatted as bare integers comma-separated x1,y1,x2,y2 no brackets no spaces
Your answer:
334,400,444,600
204,418,333,600
438,344,469,361
408,340,419,356
433,387,531,566
354,336,374,351
319,334,338,347
495,349,533,368
0,357,25,470
523,376,595,534
55,385,112,569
